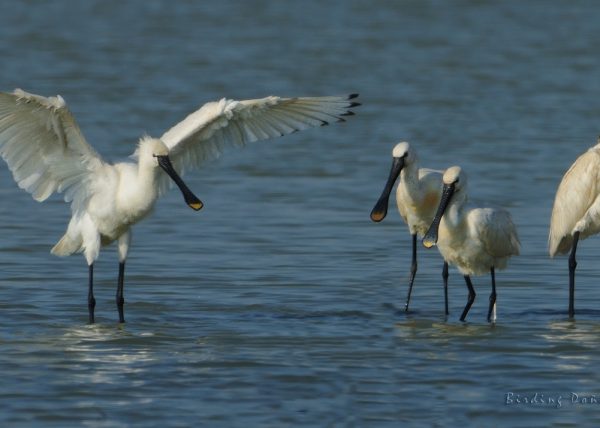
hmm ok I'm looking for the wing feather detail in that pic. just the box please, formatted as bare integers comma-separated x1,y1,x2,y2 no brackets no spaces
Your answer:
472,208,521,258
549,146,600,256
0,89,104,210
157,94,359,192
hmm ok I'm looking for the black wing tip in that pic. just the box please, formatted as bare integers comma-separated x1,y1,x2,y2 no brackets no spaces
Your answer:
320,120,330,126
338,95,360,121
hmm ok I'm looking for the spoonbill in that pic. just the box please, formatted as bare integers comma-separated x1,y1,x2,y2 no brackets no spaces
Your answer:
422,166,520,322
0,88,360,323
549,139,600,318
370,142,449,314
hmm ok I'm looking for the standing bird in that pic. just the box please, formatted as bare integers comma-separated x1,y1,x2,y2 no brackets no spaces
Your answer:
0,88,359,323
422,166,520,322
549,139,600,318
370,142,449,314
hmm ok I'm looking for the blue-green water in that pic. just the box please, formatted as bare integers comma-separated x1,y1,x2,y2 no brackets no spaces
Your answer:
1,1,600,426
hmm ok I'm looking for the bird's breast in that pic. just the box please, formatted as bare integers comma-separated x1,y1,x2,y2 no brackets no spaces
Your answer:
116,189,157,225
114,166,159,223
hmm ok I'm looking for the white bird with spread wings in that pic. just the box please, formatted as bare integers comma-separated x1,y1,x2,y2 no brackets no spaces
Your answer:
0,88,360,323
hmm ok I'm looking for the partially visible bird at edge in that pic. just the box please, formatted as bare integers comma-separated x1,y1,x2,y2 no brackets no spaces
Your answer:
549,137,600,318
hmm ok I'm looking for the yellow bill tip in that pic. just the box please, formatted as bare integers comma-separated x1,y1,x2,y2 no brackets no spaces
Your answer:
370,211,385,222
422,239,436,249
189,202,203,211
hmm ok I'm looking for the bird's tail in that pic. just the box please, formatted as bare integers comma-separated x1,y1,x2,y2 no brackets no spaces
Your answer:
51,234,82,257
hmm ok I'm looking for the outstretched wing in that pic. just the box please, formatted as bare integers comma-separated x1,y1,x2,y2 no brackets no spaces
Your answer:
549,146,600,256
0,89,104,209
157,94,359,192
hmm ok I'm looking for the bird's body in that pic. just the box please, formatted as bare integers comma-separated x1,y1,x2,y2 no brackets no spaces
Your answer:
436,207,519,276
549,140,600,317
396,167,443,236
0,88,359,323
51,139,166,263
370,142,449,313
549,143,600,256
423,166,520,322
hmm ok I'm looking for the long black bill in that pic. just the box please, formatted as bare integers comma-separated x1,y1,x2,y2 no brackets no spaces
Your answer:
156,155,203,211
422,183,455,248
370,157,404,222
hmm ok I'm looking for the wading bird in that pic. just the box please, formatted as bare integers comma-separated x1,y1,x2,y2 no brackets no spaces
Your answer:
0,89,359,323
549,139,600,318
370,142,449,314
422,166,520,322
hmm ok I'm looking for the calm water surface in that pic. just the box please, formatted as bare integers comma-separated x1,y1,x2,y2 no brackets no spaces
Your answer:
1,1,600,426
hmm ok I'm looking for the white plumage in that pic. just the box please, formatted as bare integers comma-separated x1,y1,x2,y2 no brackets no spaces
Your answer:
0,88,359,323
370,142,449,314
549,139,600,317
157,95,358,192
422,166,520,322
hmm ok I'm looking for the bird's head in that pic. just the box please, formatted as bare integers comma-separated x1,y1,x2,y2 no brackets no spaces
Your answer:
392,141,417,165
442,166,466,193
135,137,169,166
135,137,203,211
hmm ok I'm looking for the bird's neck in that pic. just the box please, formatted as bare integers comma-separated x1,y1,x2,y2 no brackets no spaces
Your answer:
113,162,160,225
442,195,467,231
399,162,421,198
137,160,159,184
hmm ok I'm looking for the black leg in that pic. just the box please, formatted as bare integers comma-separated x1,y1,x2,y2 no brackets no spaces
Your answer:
568,231,580,319
404,234,418,312
442,261,449,316
460,275,476,321
88,263,96,324
116,261,126,323
487,267,497,323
